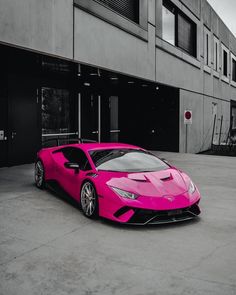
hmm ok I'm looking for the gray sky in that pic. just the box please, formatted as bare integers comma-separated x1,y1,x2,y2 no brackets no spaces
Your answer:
207,0,236,37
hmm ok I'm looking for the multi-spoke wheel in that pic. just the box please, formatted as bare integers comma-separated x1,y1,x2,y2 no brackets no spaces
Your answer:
35,160,45,189
80,181,98,218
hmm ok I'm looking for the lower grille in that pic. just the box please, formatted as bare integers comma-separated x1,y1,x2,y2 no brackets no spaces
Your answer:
127,203,200,225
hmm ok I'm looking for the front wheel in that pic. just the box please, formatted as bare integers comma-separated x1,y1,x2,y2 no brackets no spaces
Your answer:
80,181,98,218
35,160,45,189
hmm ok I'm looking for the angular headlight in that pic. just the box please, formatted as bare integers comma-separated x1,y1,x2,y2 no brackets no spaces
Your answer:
111,187,138,200
188,180,196,194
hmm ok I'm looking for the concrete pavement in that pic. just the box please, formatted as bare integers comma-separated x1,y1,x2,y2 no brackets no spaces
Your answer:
0,152,236,295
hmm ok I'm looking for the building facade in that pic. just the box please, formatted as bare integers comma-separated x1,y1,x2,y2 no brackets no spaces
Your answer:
0,0,236,166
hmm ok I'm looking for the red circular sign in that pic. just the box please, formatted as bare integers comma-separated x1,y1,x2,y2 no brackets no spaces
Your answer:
185,111,192,120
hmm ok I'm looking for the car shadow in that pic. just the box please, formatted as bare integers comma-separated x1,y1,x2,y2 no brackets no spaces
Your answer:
43,182,82,211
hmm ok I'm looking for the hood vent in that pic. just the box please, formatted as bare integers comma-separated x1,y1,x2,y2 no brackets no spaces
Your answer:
160,174,172,182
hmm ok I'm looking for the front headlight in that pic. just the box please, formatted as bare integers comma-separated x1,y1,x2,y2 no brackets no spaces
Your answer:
188,180,196,194
110,187,138,200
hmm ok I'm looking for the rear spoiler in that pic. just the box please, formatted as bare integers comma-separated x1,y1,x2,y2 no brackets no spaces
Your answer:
42,137,97,148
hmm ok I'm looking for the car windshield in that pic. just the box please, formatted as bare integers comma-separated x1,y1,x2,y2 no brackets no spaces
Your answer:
89,149,169,172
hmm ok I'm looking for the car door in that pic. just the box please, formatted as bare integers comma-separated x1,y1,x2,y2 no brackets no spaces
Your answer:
52,147,92,201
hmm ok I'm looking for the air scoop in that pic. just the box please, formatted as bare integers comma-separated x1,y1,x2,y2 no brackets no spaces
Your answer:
128,173,149,182
160,173,173,182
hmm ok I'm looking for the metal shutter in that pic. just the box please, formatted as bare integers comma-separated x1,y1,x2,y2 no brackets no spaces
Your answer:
97,0,139,23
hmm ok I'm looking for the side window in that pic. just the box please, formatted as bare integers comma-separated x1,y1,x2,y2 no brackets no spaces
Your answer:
62,147,92,171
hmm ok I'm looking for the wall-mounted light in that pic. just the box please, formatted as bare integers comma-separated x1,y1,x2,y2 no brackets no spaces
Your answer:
128,81,135,84
142,84,148,87
110,77,118,80
84,82,91,87
156,86,159,90
77,64,82,76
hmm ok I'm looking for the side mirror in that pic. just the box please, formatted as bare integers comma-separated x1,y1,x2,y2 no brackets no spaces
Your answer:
64,162,80,173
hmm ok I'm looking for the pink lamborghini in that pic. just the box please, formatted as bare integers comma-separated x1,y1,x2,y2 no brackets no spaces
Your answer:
35,142,201,225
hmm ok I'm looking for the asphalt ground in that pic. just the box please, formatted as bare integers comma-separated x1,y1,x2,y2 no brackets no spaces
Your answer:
0,152,236,295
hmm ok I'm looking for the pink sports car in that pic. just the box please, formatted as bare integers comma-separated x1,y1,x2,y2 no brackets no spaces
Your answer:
35,142,201,225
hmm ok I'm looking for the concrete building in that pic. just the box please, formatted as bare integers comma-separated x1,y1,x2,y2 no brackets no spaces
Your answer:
0,0,236,167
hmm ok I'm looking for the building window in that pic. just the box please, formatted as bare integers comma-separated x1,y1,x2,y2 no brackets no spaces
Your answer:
97,0,139,24
221,44,229,79
162,3,175,45
232,55,236,82
206,34,209,64
204,27,211,67
223,49,228,77
231,105,236,130
178,14,196,56
213,37,219,71
162,0,197,57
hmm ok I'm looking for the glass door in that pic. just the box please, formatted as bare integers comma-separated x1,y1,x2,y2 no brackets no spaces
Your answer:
80,92,100,142
79,93,119,143
109,96,119,142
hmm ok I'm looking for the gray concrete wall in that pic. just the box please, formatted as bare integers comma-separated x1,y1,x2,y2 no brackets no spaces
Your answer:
179,89,231,153
74,7,155,81
180,0,201,18
0,0,236,153
0,0,73,59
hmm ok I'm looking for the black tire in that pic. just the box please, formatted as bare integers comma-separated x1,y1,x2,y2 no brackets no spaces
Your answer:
35,159,45,189
80,181,98,218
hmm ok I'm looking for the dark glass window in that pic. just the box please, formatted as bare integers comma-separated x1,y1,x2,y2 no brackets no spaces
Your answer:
97,0,139,24
89,149,169,172
232,59,236,82
42,87,70,135
231,106,236,130
178,14,196,57
214,40,218,71
162,1,196,57
62,147,92,170
223,50,228,77
206,33,209,65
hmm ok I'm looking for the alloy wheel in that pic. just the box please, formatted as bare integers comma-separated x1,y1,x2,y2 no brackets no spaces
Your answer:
81,182,97,217
35,160,44,188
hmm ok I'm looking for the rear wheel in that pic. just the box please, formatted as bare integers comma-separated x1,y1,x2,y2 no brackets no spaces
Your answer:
80,181,98,218
35,160,45,189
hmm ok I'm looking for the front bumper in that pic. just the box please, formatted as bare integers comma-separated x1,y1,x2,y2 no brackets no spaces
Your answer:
110,202,201,225
99,188,201,224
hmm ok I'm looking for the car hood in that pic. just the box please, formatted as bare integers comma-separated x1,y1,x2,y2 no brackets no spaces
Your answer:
102,168,188,197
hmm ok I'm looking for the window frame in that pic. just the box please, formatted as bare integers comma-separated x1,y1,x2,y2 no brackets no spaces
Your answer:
94,0,140,25
204,26,211,68
162,0,197,58
162,3,176,46
213,36,220,75
177,12,197,57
